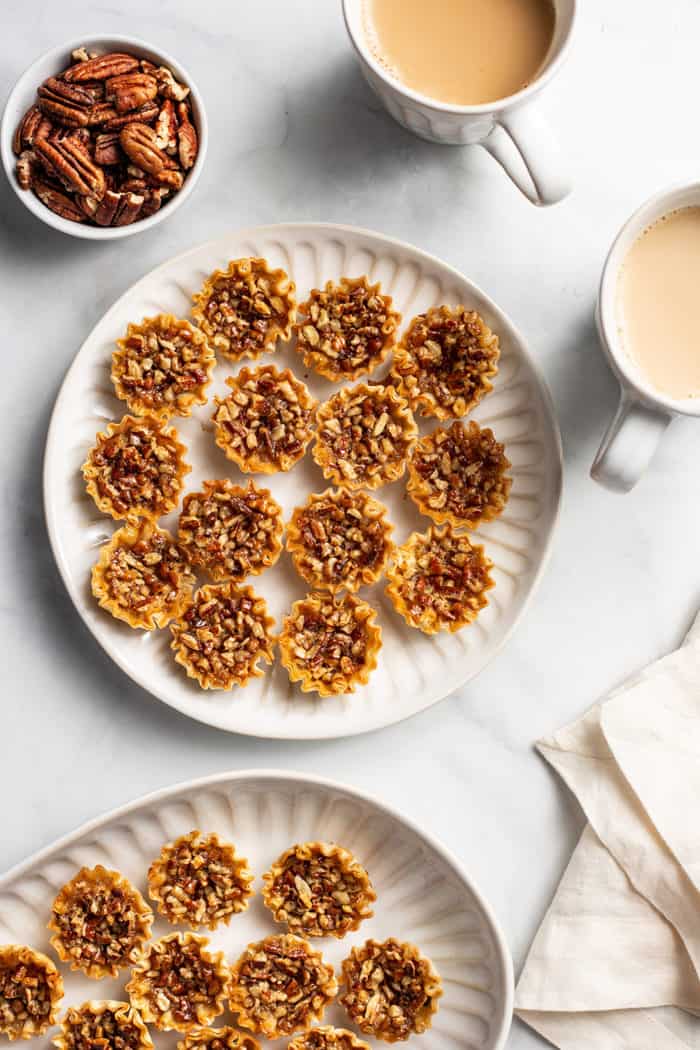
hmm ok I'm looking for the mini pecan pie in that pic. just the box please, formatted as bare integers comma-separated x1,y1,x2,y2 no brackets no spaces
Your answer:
228,935,337,1038
53,1001,153,1050
49,865,153,979
262,841,375,938
0,945,63,1040
392,305,500,419
170,583,274,690
286,488,393,593
407,421,511,528
126,932,228,1032
313,384,416,490
288,1028,370,1050
92,520,194,630
83,415,190,521
385,524,494,634
178,480,283,583
340,938,442,1042
112,314,215,419
178,1026,260,1050
148,830,254,929
279,592,381,697
213,366,316,474
192,257,296,361
295,276,400,381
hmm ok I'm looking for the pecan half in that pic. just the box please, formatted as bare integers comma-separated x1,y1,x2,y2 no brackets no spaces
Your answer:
154,99,178,152
102,100,159,130
106,72,158,113
40,76,97,107
63,52,139,82
94,131,122,166
93,189,144,226
34,136,105,197
33,179,86,221
177,102,198,169
37,82,90,127
155,66,190,101
120,122,171,176
12,105,51,154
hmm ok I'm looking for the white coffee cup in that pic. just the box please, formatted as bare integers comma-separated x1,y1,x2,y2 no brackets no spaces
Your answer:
342,0,575,207
591,181,700,492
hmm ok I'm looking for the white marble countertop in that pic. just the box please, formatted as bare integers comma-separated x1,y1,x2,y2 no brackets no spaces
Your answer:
2,2,699,1046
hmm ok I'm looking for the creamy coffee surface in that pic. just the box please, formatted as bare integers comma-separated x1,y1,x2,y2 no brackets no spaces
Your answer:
617,207,700,400
363,0,555,106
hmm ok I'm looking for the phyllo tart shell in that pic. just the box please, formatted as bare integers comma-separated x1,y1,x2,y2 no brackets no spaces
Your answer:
313,383,416,490
170,583,275,690
48,865,153,979
227,934,337,1039
82,414,190,522
407,421,511,528
126,932,228,1032
192,257,296,362
286,488,393,594
148,830,254,930
385,524,494,635
339,938,442,1042
295,276,400,381
213,365,316,474
91,520,194,630
288,1028,371,1050
391,305,500,420
178,479,283,583
178,1026,260,1050
112,314,215,420
262,841,375,939
0,944,63,1040
53,1000,153,1050
279,592,381,697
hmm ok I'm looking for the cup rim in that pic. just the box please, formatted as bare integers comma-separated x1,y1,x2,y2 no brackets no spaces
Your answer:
341,0,577,116
0,33,208,240
598,178,700,417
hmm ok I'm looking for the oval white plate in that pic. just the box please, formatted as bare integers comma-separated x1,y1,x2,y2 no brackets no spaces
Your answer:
0,769,513,1050
44,223,562,738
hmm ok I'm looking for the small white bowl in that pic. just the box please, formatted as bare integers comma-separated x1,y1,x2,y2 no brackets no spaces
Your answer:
0,34,208,240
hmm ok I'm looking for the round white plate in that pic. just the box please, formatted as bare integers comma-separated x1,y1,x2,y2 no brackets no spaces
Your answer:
0,769,513,1050
44,223,562,738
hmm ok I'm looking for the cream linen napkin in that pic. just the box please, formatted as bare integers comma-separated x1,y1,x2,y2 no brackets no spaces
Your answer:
515,611,700,1048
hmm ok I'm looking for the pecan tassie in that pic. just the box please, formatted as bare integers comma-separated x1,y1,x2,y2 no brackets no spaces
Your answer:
279,592,382,697
286,488,393,593
407,421,511,528
82,415,190,522
212,365,316,474
0,944,63,1040
178,1026,260,1050
295,276,400,381
339,938,442,1042
313,384,417,490
112,315,215,419
12,47,197,227
126,932,228,1032
385,524,494,634
92,520,194,630
192,258,296,361
288,1028,371,1050
262,842,375,938
391,305,500,419
178,480,283,583
48,866,153,979
53,1001,153,1050
227,935,337,1038
170,583,275,690
148,830,253,929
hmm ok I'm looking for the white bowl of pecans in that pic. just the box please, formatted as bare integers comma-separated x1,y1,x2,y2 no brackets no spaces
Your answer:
1,35,207,239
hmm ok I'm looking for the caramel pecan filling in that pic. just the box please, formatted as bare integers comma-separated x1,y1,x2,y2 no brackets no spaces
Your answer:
126,935,227,1031
57,1004,150,1050
288,1028,370,1050
0,951,61,1039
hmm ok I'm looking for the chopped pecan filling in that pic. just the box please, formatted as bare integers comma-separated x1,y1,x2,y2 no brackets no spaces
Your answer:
408,421,511,526
126,934,227,1032
392,305,500,419
170,583,274,690
57,1002,151,1050
228,935,337,1038
192,258,296,361
262,842,375,938
178,480,283,582
179,1025,260,1050
213,366,316,474
83,415,189,520
287,488,393,593
313,384,416,490
340,938,442,1041
288,1028,370,1050
112,315,214,418
295,276,400,381
0,947,62,1039
148,830,253,929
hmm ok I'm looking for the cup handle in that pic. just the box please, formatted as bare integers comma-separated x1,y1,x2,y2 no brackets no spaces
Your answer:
591,393,671,492
482,106,571,207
